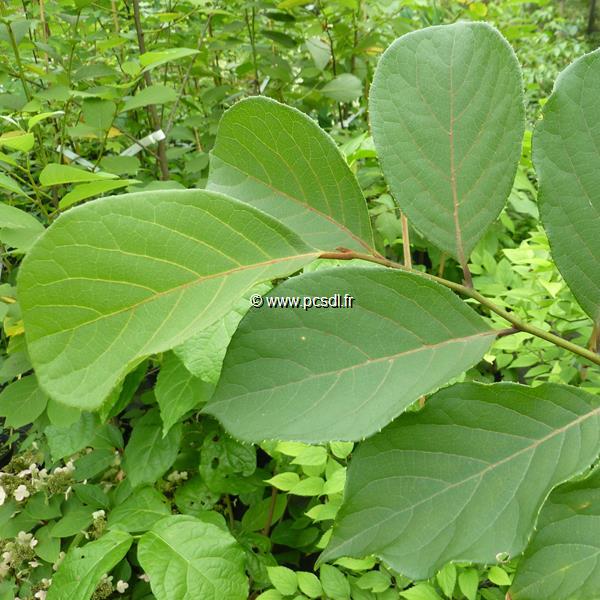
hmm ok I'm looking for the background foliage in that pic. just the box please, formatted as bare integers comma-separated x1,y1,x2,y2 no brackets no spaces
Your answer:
0,1,599,599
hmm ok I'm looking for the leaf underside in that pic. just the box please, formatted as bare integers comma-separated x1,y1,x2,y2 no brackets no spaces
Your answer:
511,469,600,600
370,22,524,261
322,382,600,580
205,267,495,442
534,48,600,322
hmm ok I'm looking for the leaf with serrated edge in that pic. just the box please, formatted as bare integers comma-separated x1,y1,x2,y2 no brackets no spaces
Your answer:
204,268,496,442
370,22,524,262
511,468,600,600
138,514,248,599
207,96,374,252
321,382,600,579
18,190,317,409
534,49,600,321
46,530,132,600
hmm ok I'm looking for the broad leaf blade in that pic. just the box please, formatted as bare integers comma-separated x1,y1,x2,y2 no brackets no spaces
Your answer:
46,530,132,600
370,22,524,261
18,190,317,409
534,49,600,321
322,382,600,579
108,486,171,533
138,514,248,599
205,268,495,442
207,97,374,252
511,469,600,600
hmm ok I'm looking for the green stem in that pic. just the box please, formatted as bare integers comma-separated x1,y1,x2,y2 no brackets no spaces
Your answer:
319,250,600,368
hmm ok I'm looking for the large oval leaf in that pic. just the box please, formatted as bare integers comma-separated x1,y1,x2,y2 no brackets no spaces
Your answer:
370,22,524,262
204,267,496,442
138,514,248,599
47,530,132,600
207,97,374,252
321,382,600,579
18,190,317,409
511,469,600,600
534,49,600,322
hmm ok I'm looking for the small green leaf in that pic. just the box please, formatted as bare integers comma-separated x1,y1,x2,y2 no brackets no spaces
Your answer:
46,530,132,600
138,515,248,599
45,412,99,461
436,563,457,598
0,174,27,198
155,352,213,434
241,494,287,532
39,163,116,186
268,566,298,595
458,569,479,600
123,409,181,488
108,486,170,533
121,84,177,112
320,564,350,600
400,583,443,600
0,375,47,427
27,110,64,130
289,477,325,497
0,131,34,152
487,566,511,586
0,201,44,252
297,572,323,598
139,48,199,71
321,73,362,102
59,179,139,209
265,472,301,491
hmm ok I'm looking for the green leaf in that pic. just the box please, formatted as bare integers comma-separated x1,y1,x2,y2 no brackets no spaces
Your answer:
123,409,182,488
18,190,317,409
205,268,495,442
241,494,287,532
59,179,139,210
297,572,323,598
320,564,350,600
139,48,199,71
534,49,600,321
436,563,457,598
400,584,443,600
268,566,298,595
46,530,132,600
108,486,171,533
0,201,44,252
45,412,99,461
0,131,34,152
82,98,115,132
173,283,270,384
51,500,94,537
0,375,48,427
305,37,331,71
156,352,213,434
138,515,248,599
321,74,363,102
207,97,374,252
487,566,511,587
39,163,116,186
27,110,64,130
322,382,600,579
265,472,300,491
121,84,178,112
511,469,600,600
370,22,524,261
0,174,27,198
458,568,479,600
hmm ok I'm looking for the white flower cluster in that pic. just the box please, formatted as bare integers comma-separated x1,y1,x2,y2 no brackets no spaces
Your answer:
0,463,50,506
